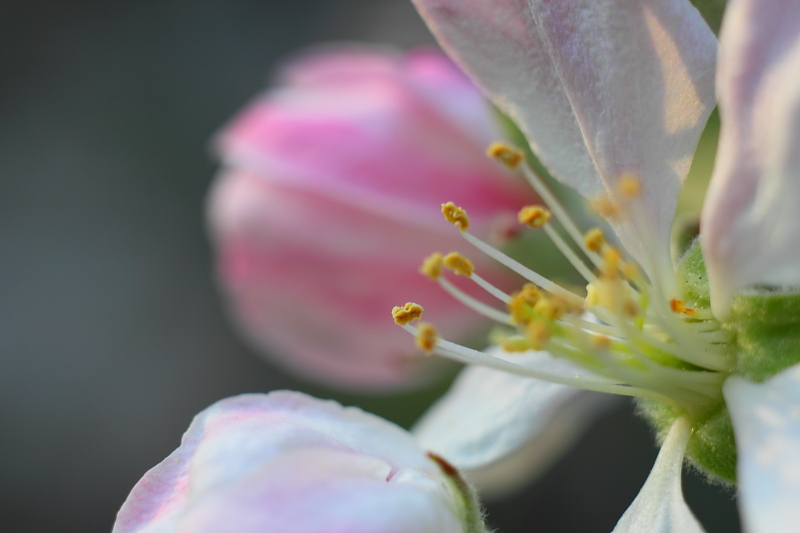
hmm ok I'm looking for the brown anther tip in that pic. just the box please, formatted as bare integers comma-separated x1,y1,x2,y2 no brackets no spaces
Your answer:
441,202,470,231
486,141,524,170
518,205,551,228
443,252,474,277
420,252,444,281
415,322,438,354
669,298,696,316
583,228,606,253
392,302,424,325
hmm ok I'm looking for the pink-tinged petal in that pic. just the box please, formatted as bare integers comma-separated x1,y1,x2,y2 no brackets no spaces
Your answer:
612,417,706,533
209,169,518,389
413,347,613,494
412,0,717,282
209,46,538,390
701,0,800,319
724,365,800,533
113,392,480,533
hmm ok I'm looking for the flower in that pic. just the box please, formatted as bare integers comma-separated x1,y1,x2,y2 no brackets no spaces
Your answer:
112,391,488,533
397,0,800,530
208,46,537,390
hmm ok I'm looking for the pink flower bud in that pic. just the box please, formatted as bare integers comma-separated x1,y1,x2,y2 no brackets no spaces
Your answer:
208,46,536,390
112,392,485,533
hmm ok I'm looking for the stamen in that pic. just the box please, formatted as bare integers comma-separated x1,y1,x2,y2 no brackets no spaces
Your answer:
470,272,511,304
518,205,551,228
501,336,530,352
437,277,511,324
457,228,585,307
516,162,602,268
396,143,737,421
441,202,470,231
409,327,680,407
443,252,474,277
415,322,438,354
391,302,424,325
525,320,551,350
543,224,596,282
507,283,542,325
420,252,444,280
584,228,606,253
486,141,524,170
669,298,696,316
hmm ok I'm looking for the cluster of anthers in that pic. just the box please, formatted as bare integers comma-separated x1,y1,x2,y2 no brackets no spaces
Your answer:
392,142,735,420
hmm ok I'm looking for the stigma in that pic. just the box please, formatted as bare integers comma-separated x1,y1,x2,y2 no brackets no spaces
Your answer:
393,142,735,422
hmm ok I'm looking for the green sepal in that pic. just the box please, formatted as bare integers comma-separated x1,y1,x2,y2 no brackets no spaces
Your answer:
728,288,800,382
637,398,736,484
676,238,711,308
428,452,489,533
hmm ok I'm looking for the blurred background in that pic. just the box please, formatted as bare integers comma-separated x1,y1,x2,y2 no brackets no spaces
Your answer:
0,1,738,532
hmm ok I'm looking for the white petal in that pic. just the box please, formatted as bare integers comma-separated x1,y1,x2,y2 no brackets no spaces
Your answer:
701,0,800,318
724,364,800,533
412,0,717,281
413,347,613,494
612,417,706,533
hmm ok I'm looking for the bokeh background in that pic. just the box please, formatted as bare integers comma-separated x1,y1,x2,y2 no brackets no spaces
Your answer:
0,1,739,532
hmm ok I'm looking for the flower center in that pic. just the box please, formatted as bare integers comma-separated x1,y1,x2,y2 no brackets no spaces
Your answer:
393,142,736,423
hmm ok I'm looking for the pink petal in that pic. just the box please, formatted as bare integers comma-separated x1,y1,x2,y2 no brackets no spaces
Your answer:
412,0,716,281
209,46,538,389
701,0,800,318
113,392,469,533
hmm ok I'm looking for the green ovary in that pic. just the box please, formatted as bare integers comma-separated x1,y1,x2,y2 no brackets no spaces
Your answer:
639,240,800,483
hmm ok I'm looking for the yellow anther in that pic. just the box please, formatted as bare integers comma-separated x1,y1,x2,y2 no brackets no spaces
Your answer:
442,202,470,231
583,228,606,253
392,302,424,325
519,283,541,304
622,299,640,318
486,141,524,170
420,252,444,281
501,336,531,352
443,252,474,277
518,205,552,228
416,322,438,354
590,195,620,219
590,335,611,351
507,283,542,325
525,321,551,351
601,247,622,278
669,298,696,317
534,297,565,321
618,173,642,200
621,261,639,280
585,284,600,307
